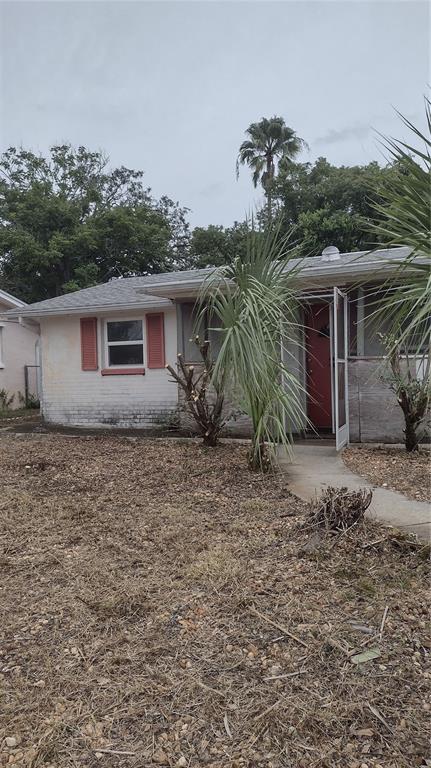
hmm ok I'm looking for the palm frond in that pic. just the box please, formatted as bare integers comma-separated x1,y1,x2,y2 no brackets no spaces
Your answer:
197,219,306,469
236,116,307,199
371,97,431,352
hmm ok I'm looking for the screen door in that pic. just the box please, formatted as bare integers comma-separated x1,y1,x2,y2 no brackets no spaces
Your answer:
332,287,349,450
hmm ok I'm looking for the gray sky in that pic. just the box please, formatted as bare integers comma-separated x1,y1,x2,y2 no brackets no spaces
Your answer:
1,0,429,227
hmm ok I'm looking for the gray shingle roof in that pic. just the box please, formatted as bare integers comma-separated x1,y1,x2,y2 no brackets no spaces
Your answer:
9,246,414,318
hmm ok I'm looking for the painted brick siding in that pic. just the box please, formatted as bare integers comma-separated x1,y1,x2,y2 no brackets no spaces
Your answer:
348,358,429,443
178,386,252,437
178,359,419,443
0,303,39,406
40,310,179,428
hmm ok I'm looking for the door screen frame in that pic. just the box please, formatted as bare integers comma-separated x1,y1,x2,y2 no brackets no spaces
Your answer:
332,287,349,450
300,288,350,450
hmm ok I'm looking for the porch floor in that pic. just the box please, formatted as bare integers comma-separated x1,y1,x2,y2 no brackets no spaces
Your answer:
280,444,431,542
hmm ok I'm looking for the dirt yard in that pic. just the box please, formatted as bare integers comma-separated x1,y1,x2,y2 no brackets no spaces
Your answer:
0,435,430,768
343,445,431,503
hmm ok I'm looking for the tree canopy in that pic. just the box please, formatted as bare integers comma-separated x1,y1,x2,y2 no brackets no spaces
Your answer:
272,157,399,256
190,222,249,269
192,158,398,266
0,136,407,303
0,145,190,302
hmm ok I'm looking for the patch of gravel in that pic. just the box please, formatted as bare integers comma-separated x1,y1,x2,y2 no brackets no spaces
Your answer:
343,445,431,503
0,435,430,768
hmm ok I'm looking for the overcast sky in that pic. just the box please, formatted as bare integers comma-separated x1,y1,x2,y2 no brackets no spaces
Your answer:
0,0,429,227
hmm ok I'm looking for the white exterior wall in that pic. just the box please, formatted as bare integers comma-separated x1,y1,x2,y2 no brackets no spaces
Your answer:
41,308,179,428
0,301,39,408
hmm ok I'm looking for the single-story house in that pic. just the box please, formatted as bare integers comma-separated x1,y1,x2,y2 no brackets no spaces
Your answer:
0,288,40,408
7,245,426,446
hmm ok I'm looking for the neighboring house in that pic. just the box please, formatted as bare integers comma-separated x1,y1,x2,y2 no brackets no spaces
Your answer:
6,246,426,444
0,288,40,408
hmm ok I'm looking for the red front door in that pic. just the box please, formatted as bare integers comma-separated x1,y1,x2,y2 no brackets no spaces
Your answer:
305,304,332,430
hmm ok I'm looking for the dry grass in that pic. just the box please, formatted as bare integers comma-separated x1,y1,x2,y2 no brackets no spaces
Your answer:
0,435,430,768
343,445,431,503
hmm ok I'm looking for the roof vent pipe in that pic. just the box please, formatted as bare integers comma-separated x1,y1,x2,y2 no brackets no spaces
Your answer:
321,245,340,262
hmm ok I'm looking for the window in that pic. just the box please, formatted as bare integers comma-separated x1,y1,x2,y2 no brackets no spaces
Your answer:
180,303,223,362
181,303,204,361
106,320,144,366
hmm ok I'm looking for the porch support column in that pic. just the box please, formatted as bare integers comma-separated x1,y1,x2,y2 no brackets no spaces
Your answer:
356,288,365,357
175,301,184,357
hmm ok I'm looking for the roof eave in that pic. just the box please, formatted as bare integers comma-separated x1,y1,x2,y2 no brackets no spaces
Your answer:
7,297,174,320
0,288,27,309
136,259,410,298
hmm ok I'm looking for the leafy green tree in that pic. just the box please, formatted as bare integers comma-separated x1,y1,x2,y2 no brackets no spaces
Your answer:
273,157,398,256
190,222,249,268
237,116,307,219
0,145,190,302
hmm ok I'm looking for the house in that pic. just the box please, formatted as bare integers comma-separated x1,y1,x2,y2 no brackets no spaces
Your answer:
0,288,40,408
7,246,425,445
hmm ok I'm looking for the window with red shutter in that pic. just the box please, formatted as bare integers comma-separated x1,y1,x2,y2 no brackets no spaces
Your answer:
80,317,98,371
146,313,165,369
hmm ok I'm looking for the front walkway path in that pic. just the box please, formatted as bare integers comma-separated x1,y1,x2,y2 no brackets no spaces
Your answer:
279,444,431,542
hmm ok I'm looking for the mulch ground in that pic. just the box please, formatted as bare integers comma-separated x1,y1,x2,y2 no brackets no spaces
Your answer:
343,446,431,503
0,435,430,768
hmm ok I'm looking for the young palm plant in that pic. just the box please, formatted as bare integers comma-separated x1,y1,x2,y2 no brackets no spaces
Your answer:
197,222,306,472
372,98,431,353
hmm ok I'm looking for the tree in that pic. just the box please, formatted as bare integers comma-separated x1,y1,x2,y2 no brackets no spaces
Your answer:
272,157,399,257
371,99,431,353
236,117,307,219
0,145,190,302
166,337,227,446
199,221,305,472
190,222,249,268
381,333,430,452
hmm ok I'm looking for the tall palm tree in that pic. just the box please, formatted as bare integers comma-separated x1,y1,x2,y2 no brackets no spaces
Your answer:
198,221,306,471
236,117,307,219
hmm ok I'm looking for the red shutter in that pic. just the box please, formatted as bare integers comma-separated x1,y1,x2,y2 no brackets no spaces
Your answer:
146,313,165,369
80,317,98,371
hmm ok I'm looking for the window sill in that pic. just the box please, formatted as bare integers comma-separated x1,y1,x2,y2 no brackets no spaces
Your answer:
101,367,145,376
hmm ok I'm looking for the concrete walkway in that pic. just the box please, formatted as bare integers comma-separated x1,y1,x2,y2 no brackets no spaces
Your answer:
279,443,431,542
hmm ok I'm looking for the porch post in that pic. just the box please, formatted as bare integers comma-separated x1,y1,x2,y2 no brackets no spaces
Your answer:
175,301,184,357
356,288,365,357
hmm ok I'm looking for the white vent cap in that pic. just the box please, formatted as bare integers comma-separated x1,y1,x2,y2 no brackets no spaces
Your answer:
321,245,340,262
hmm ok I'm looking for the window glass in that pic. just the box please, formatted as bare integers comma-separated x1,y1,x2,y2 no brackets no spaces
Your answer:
363,291,392,356
348,291,357,355
107,320,142,342
106,319,144,366
208,322,223,358
181,303,204,361
181,303,223,361
109,344,144,366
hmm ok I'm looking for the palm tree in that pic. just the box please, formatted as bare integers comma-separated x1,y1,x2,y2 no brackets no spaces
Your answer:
366,99,431,453
198,221,306,471
236,117,307,219
372,98,431,352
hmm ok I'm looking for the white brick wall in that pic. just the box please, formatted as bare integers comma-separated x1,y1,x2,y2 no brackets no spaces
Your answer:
0,302,39,407
40,309,179,428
